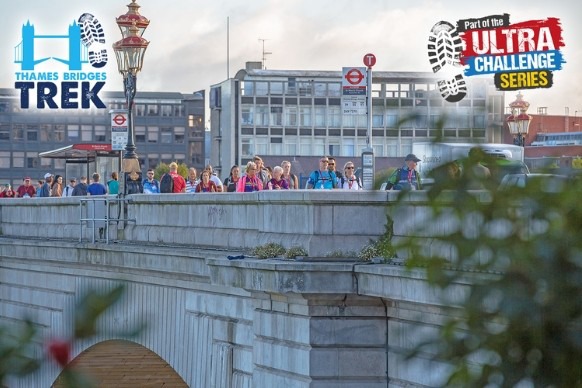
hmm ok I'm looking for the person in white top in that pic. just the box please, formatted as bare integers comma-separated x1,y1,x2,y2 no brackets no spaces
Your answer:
205,164,223,192
63,177,76,197
339,161,363,190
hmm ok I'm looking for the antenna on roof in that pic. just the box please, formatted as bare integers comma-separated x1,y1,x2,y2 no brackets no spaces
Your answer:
258,38,272,69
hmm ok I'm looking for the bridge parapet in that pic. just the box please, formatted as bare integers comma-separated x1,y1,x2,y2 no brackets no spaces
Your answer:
0,190,493,257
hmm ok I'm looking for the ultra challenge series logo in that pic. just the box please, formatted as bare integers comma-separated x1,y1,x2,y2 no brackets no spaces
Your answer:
13,13,109,110
428,14,565,102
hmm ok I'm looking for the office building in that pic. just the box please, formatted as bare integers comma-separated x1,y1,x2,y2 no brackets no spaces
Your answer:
0,88,205,187
209,62,506,177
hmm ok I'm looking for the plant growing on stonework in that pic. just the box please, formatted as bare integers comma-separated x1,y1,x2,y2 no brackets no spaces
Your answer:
252,242,286,259
396,149,582,387
357,217,396,262
284,246,308,259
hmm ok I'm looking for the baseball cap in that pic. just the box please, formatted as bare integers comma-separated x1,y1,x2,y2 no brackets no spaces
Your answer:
24,177,31,180
404,154,421,162
70,177,77,182
44,173,52,179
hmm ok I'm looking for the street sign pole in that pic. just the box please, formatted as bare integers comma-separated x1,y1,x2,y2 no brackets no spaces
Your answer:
362,53,376,190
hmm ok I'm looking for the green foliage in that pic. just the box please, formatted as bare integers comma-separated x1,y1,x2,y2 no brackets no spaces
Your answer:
285,246,308,259
573,157,582,169
153,162,188,180
324,249,358,258
0,319,40,382
396,155,582,387
358,216,396,262
0,284,140,387
252,243,287,259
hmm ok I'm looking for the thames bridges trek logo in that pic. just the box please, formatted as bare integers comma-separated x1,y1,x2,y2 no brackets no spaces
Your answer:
427,13,565,103
14,12,109,110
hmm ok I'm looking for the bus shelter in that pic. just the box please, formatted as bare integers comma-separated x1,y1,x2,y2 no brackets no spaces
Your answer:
39,143,121,184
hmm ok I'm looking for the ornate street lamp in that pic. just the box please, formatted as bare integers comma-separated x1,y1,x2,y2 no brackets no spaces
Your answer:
506,92,532,147
113,0,150,194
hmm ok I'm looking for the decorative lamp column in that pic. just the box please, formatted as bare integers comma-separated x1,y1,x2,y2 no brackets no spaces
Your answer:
113,0,150,195
506,92,532,147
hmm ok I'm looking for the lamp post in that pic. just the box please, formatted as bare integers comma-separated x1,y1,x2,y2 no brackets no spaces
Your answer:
113,0,150,195
506,92,532,147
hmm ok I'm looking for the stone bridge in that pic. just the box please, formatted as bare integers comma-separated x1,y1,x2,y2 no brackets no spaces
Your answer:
0,191,482,387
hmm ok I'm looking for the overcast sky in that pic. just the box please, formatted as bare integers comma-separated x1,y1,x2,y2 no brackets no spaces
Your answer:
1,0,580,116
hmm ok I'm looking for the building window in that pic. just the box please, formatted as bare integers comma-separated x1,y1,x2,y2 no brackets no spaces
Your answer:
328,83,341,97
148,126,159,143
54,125,65,142
161,127,173,144
242,81,254,96
27,155,39,168
81,125,92,141
0,130,9,141
148,155,159,169
27,131,38,141
160,105,173,116
255,106,269,126
315,107,326,127
343,139,355,156
136,104,146,116
300,107,312,127
136,126,146,143
13,152,24,168
328,143,340,156
285,107,297,126
13,125,24,141
173,153,186,164
174,127,185,143
242,107,254,125
255,138,268,155
299,138,311,155
285,142,296,155
95,125,106,142
312,138,325,156
67,125,79,141
148,104,159,116
270,82,283,95
328,106,341,127
270,107,283,126
0,152,9,168
256,82,268,96
241,138,253,158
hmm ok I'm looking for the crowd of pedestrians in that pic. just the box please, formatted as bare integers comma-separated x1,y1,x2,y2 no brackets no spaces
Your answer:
1,155,371,199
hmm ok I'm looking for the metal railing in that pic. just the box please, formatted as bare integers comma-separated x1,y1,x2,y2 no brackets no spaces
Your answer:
79,196,135,243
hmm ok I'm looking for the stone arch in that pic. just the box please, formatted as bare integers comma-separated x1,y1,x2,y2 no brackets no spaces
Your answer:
52,339,187,387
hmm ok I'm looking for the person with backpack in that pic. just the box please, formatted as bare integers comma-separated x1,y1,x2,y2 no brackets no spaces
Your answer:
281,160,299,189
223,165,240,192
339,161,363,190
160,162,186,193
385,154,422,190
142,169,160,194
72,176,89,196
306,157,337,190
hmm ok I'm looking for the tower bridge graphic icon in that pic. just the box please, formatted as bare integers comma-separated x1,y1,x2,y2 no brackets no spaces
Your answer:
14,13,108,71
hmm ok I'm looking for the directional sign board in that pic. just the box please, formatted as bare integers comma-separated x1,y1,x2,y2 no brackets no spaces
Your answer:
110,110,128,151
342,67,367,115
342,96,367,115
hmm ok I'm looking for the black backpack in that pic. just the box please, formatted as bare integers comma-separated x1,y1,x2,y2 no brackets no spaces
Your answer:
160,173,174,193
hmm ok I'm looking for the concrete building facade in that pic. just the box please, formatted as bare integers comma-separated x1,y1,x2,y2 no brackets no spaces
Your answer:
0,89,205,187
209,62,506,177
